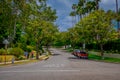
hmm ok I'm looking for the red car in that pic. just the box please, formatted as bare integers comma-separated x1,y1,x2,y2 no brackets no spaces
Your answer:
72,49,88,59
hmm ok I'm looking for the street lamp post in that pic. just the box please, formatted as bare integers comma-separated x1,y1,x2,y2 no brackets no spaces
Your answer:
3,39,9,64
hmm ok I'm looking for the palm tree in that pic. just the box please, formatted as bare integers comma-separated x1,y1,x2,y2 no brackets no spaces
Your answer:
70,11,76,27
76,6,83,20
86,1,96,13
72,4,77,23
76,0,86,21
72,4,77,10
95,0,101,10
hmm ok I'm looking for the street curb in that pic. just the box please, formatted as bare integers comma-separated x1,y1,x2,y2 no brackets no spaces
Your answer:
39,55,50,60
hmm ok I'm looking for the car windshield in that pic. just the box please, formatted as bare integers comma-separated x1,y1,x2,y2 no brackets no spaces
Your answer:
74,49,80,52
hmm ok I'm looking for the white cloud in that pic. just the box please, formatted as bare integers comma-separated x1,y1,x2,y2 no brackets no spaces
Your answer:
57,15,73,31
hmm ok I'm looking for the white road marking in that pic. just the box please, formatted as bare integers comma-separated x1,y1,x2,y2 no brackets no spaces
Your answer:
42,64,65,67
0,70,81,73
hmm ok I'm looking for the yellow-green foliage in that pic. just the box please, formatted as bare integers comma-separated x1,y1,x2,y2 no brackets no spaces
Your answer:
27,46,34,52
0,48,5,55
0,55,14,62
9,48,24,58
32,51,36,56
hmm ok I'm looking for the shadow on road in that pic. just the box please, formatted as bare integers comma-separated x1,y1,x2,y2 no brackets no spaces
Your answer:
68,57,89,61
68,57,80,60
52,54,61,56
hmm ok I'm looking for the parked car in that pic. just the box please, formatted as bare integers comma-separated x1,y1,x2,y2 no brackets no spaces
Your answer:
72,49,88,59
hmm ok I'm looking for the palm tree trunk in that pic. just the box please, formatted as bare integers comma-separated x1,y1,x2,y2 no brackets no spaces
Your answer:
116,0,119,14
116,0,120,31
72,16,74,27
95,0,99,10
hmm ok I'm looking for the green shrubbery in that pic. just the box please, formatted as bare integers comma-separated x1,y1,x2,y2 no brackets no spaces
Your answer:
86,39,120,54
0,47,24,61
9,47,24,58
0,48,5,55
103,39,120,53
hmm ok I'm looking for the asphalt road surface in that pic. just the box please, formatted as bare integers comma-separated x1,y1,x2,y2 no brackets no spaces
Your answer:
0,48,120,80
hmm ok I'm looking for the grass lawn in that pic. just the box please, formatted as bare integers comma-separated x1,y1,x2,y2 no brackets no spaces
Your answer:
89,54,120,63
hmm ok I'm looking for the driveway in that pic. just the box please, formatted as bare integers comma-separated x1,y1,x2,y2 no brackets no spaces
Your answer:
0,48,120,80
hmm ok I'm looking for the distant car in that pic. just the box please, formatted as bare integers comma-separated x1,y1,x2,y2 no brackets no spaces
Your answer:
72,49,88,59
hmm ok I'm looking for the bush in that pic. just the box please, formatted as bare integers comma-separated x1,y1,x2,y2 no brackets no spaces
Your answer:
9,47,24,58
7,48,13,55
26,45,34,52
0,48,5,55
103,39,120,53
18,56,26,60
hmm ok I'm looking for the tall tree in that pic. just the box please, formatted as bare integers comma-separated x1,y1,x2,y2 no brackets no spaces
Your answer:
78,10,117,58
77,0,86,20
72,4,77,24
70,11,76,27
24,0,57,59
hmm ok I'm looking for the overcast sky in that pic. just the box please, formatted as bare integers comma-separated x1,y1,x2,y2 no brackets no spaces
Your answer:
47,0,120,31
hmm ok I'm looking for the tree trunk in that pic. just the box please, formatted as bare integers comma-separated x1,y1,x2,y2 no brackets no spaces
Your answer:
95,0,99,10
117,21,120,31
65,45,67,49
71,43,75,51
46,43,49,51
83,42,86,51
39,45,42,56
100,44,104,59
79,14,82,21
36,42,39,59
13,18,16,39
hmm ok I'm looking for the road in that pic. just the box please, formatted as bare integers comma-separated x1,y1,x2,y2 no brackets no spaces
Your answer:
0,48,120,80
